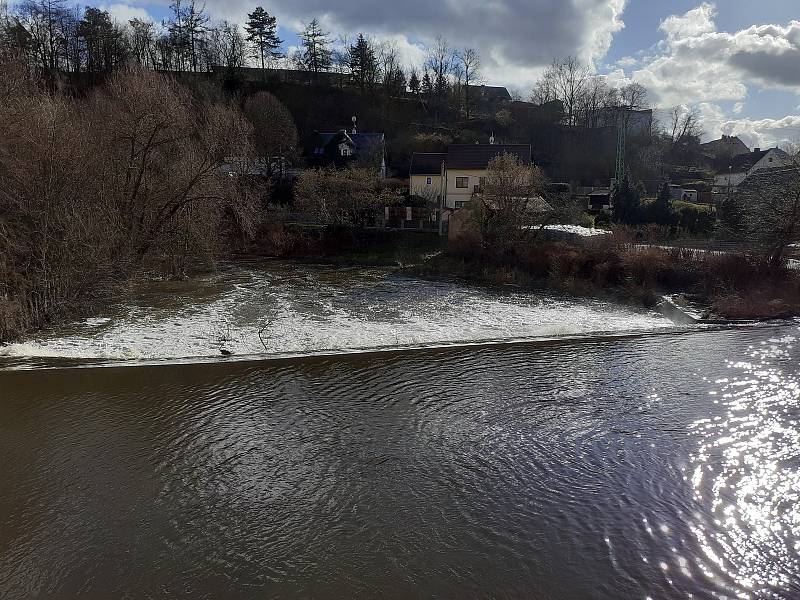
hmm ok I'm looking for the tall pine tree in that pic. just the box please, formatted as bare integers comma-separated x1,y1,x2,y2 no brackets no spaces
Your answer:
348,34,376,93
300,18,331,79
245,6,281,75
408,69,420,95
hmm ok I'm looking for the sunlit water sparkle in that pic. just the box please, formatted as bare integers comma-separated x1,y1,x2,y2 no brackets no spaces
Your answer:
688,335,800,598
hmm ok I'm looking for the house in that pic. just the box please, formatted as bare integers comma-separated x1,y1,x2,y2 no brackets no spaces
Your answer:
409,153,446,203
306,130,387,177
669,186,698,202
410,144,532,211
444,144,532,209
712,147,791,194
466,85,512,115
700,135,750,161
587,188,613,211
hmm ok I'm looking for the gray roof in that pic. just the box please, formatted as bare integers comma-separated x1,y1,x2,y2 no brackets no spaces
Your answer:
446,144,532,170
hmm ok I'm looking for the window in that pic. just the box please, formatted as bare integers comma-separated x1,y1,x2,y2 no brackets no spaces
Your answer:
455,201,468,209
426,177,432,185
455,177,469,189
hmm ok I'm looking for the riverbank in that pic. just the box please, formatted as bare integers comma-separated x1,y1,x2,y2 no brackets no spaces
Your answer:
247,223,446,266
407,237,800,321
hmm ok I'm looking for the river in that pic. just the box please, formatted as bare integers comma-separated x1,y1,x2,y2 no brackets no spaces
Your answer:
1,262,798,599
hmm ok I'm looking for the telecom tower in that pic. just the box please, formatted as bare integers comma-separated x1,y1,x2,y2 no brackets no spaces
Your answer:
615,110,626,187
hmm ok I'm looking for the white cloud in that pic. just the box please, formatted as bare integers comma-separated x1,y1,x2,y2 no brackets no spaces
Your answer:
100,3,153,24
616,56,637,69
659,2,716,40
630,3,800,107
691,102,800,148
199,0,628,89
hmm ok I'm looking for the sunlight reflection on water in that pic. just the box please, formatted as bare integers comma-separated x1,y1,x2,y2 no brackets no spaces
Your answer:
689,334,800,597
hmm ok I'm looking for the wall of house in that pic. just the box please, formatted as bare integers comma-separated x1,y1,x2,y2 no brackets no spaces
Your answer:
445,169,486,209
713,172,747,192
753,151,791,174
713,151,792,192
410,174,442,202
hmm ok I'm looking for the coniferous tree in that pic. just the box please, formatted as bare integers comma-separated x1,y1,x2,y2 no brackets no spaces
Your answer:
244,6,281,75
421,70,433,98
612,174,641,224
651,181,673,225
348,34,376,93
408,69,420,95
299,18,331,79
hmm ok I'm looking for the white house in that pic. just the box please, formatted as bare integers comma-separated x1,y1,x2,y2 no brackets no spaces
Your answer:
713,147,791,194
410,143,533,211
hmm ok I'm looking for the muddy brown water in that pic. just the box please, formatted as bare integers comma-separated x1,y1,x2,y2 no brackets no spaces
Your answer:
1,324,799,599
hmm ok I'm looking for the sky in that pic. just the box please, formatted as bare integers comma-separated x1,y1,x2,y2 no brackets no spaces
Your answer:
95,0,800,149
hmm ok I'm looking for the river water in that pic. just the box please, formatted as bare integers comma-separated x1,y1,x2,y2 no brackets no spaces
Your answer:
1,262,799,599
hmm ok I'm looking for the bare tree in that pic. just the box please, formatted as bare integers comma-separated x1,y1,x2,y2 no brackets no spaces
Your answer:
578,76,612,128
471,154,574,251
294,167,389,227
128,18,157,69
668,106,702,147
377,40,404,97
533,56,590,126
206,20,246,70
614,82,649,132
426,36,454,119
243,91,298,173
457,47,481,118
17,0,70,70
530,68,557,105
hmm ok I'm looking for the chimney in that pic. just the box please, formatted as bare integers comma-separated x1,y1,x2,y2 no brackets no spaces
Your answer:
754,148,761,153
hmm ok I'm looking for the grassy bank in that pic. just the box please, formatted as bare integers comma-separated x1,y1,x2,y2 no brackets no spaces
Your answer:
248,224,446,267
409,236,800,321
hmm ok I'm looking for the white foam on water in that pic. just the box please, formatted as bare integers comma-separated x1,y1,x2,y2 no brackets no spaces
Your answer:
2,264,675,361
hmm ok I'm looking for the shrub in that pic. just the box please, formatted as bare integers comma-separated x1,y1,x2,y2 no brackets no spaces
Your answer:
594,211,611,227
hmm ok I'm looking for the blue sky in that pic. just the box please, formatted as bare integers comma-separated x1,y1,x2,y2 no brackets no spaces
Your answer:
95,0,800,147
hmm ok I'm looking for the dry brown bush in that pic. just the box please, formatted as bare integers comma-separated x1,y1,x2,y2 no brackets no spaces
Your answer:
294,166,389,227
0,66,258,340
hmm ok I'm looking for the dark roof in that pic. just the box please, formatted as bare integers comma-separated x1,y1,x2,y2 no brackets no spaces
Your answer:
700,135,750,157
728,148,787,173
468,85,512,102
446,144,532,169
738,164,799,192
315,131,383,146
410,153,446,175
